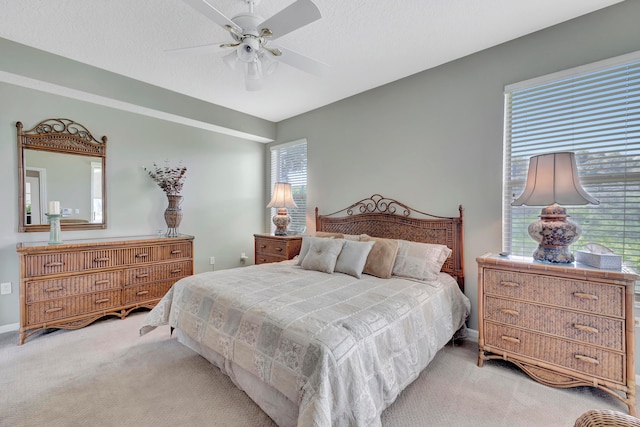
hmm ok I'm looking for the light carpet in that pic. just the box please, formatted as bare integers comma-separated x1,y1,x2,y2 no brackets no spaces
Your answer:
0,312,631,427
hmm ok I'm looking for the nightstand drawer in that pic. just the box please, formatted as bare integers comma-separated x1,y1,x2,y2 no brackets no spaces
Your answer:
485,296,624,351
484,322,624,384
484,269,624,317
255,238,288,256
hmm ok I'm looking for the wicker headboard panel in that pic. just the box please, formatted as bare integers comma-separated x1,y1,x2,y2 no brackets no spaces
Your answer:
315,194,464,290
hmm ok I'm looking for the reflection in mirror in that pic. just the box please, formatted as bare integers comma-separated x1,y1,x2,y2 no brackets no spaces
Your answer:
17,119,107,232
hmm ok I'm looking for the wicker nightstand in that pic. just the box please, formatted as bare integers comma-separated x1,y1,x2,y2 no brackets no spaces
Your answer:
254,234,302,265
477,253,638,416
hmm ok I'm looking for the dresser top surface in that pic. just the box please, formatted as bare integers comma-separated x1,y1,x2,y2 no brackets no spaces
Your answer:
477,252,638,282
16,234,195,252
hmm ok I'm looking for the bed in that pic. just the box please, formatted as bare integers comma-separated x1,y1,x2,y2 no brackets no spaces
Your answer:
141,194,470,427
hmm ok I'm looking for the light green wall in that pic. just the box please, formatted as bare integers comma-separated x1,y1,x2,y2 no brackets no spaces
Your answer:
0,82,266,328
274,0,640,334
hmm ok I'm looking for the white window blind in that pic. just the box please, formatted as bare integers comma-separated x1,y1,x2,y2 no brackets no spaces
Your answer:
270,139,307,235
503,55,640,287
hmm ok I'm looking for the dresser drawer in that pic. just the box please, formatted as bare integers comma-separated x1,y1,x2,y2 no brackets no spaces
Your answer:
23,253,83,277
485,296,624,351
123,261,192,286
82,246,162,270
484,269,624,317
123,281,174,304
26,289,122,324
25,271,121,303
484,322,625,384
158,242,192,260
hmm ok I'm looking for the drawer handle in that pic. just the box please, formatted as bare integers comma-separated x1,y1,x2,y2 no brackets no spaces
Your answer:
500,335,520,344
170,250,182,255
136,273,149,278
94,257,110,263
94,280,110,285
136,290,150,296
44,261,63,267
573,324,599,334
45,307,63,313
170,269,182,274
44,286,63,292
276,247,283,251
260,245,267,249
575,354,600,365
573,292,599,301
500,281,520,288
136,253,149,258
259,258,266,263
95,298,110,304
500,308,520,316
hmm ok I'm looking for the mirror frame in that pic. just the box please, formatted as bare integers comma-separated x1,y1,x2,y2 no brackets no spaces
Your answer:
17,118,107,232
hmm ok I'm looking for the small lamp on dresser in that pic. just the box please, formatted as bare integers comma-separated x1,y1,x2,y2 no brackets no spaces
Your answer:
511,151,599,263
267,182,298,236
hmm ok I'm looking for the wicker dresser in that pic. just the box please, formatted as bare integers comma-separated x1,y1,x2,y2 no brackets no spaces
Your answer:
254,234,302,264
477,253,638,415
16,235,194,344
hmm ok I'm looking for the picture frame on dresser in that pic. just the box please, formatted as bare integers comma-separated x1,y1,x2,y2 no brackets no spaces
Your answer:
16,235,194,344
477,252,638,415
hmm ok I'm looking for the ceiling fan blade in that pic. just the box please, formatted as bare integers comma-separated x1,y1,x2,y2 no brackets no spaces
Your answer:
165,42,229,55
181,0,242,33
259,0,321,40
276,46,328,76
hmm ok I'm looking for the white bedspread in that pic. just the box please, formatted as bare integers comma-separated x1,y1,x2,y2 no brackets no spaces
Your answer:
141,260,470,427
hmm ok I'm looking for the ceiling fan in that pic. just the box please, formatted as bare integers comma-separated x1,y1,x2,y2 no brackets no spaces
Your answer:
179,0,328,91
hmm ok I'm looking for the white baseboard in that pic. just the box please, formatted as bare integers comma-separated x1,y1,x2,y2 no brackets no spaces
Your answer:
0,323,19,334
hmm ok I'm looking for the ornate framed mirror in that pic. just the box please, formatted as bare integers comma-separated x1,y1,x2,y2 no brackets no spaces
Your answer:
17,118,107,232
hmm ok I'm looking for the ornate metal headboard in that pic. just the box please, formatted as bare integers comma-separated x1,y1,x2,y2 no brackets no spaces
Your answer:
315,194,464,290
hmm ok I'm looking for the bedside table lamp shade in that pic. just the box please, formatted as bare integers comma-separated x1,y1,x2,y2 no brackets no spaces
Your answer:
511,152,599,263
267,182,298,236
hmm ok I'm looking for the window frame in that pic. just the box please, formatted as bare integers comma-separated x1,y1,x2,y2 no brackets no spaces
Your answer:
502,51,640,288
269,139,308,235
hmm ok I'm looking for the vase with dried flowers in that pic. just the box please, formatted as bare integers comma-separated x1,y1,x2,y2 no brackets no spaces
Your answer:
145,161,187,237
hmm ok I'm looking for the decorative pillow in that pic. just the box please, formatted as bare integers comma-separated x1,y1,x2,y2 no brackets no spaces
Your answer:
392,240,452,281
301,238,345,274
359,235,399,279
297,235,335,265
314,231,343,238
334,240,375,278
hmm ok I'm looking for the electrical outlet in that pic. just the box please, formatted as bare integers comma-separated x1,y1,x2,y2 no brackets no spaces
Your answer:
0,282,11,295
209,256,215,265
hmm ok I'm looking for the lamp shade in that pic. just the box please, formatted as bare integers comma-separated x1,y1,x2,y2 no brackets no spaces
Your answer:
511,152,599,206
267,182,298,209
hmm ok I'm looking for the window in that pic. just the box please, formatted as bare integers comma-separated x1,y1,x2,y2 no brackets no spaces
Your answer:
503,52,640,287
270,139,307,235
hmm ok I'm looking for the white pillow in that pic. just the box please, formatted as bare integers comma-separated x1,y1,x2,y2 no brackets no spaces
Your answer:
301,238,345,274
297,236,333,266
334,240,375,278
392,240,452,281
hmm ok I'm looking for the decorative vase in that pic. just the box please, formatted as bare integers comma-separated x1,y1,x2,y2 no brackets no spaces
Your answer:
164,194,183,237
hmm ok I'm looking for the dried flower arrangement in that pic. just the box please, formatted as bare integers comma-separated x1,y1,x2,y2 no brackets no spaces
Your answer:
145,161,187,195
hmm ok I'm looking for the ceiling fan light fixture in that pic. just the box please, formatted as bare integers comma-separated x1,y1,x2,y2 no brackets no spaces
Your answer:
222,51,239,70
238,37,260,62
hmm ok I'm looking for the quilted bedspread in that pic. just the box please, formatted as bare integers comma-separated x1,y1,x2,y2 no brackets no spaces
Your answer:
140,261,470,427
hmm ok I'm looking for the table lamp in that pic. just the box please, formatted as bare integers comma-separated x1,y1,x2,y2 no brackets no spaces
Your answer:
267,182,298,236
511,152,599,263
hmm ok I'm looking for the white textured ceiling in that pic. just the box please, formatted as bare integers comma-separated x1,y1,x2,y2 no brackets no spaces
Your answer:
0,0,623,122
